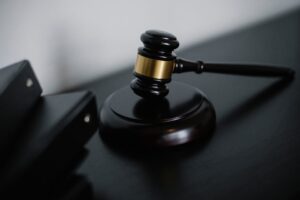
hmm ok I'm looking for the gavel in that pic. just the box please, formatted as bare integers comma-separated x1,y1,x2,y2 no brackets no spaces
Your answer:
99,30,295,148
131,30,294,98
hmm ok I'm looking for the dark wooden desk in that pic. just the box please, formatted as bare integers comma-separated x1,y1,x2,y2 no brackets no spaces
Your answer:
77,9,300,200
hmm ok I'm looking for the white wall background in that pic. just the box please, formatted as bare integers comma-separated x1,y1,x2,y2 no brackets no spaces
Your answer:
0,0,300,93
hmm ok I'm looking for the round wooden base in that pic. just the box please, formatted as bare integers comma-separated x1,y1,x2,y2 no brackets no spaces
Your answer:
99,81,216,148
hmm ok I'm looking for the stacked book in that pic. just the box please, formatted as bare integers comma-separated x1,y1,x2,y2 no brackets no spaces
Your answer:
0,60,98,199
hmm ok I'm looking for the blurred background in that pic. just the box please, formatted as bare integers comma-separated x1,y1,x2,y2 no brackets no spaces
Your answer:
0,0,300,93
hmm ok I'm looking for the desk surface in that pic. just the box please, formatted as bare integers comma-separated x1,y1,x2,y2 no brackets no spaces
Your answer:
77,9,300,200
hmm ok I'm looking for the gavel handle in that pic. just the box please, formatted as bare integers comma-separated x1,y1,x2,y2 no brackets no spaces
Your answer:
174,58,295,78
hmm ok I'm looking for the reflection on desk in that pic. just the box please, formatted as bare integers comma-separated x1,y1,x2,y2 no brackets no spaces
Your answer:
76,9,300,200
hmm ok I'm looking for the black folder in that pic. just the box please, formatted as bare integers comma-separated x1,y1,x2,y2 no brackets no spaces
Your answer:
0,60,42,160
0,91,98,198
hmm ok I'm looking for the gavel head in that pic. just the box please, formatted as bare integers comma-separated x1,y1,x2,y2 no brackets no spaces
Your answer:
130,30,180,99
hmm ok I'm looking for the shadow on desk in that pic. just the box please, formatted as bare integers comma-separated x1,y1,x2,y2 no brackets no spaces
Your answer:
75,8,300,200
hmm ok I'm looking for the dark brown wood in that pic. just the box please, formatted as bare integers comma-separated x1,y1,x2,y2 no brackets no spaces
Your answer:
132,30,294,99
99,81,216,148
174,58,294,77
76,9,300,200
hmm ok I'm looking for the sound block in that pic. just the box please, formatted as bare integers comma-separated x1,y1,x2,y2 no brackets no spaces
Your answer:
0,91,99,195
99,81,216,147
0,60,42,159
